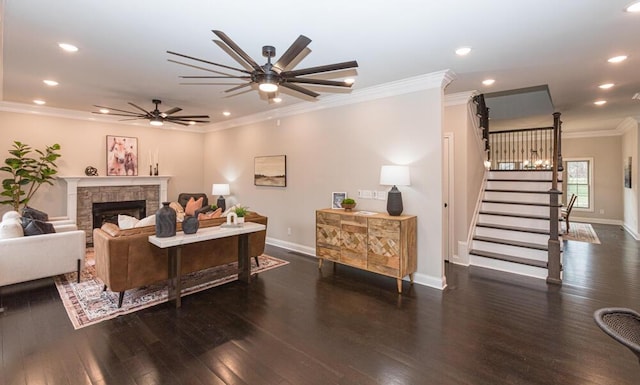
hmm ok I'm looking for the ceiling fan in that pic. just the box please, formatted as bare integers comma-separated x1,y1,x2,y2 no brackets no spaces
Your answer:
167,30,359,100
93,99,210,126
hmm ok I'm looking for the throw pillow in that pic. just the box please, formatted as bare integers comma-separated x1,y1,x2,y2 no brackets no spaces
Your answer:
21,206,49,221
185,197,204,216
21,217,56,236
0,217,24,239
118,214,140,229
169,201,184,213
134,214,156,228
198,208,222,220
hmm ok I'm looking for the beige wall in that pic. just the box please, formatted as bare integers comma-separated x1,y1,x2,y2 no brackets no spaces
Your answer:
0,111,204,217
562,135,623,222
204,87,448,287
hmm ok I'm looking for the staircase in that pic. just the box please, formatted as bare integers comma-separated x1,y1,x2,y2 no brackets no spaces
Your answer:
469,170,562,279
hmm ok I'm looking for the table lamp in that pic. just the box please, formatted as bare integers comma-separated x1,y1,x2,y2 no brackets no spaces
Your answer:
380,165,410,216
212,183,230,212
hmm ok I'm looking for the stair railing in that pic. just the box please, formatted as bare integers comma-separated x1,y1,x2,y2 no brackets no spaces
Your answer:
547,112,562,284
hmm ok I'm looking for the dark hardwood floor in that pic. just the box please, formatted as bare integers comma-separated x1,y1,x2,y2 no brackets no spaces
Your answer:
1,223,639,384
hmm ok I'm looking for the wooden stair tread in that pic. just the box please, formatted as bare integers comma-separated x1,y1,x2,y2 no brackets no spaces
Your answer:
469,249,548,269
479,211,551,220
473,235,548,251
487,179,563,183
482,199,562,208
475,223,550,235
485,189,562,195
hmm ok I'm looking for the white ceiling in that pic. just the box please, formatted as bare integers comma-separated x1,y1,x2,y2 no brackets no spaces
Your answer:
2,0,639,133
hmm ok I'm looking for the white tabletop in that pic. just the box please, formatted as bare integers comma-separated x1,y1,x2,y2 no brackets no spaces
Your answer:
148,222,266,248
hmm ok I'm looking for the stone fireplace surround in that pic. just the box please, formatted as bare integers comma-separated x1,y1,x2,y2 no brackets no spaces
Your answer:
60,176,169,244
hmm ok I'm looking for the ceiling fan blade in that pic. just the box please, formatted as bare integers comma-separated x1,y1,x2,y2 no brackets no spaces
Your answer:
118,118,146,121
224,88,255,98
284,78,353,87
163,107,182,116
273,35,312,73
213,40,255,72
167,120,190,126
212,30,263,72
225,83,253,93
281,60,359,78
179,82,247,86
94,112,146,118
168,59,240,77
280,82,320,98
179,75,251,79
167,51,252,74
128,102,151,115
169,118,210,123
168,115,211,119
93,105,142,115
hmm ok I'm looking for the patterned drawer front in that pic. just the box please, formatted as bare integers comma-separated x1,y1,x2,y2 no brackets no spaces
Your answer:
317,211,341,227
318,246,340,262
316,224,341,247
368,218,400,239
368,235,400,257
368,235,400,276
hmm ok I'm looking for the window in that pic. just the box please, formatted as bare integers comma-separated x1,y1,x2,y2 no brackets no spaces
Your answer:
565,159,592,210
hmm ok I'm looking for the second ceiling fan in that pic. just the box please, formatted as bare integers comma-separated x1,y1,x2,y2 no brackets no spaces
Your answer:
167,30,359,100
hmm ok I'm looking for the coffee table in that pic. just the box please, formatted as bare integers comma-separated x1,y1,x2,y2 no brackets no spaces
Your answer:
148,222,266,308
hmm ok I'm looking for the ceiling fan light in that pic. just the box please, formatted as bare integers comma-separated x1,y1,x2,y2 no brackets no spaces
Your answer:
625,1,640,12
99,108,109,114
150,118,163,126
259,82,279,93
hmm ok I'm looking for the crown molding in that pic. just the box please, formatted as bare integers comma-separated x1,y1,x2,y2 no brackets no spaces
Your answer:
444,91,476,107
0,101,205,133
205,69,456,132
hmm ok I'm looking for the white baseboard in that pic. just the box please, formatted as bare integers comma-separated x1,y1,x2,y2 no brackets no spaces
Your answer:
622,224,640,240
571,216,622,226
413,272,447,290
450,241,469,266
266,237,316,257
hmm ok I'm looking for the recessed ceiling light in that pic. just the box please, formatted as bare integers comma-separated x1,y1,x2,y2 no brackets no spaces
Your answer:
58,43,78,52
625,1,640,12
273,97,282,103
223,111,231,117
599,83,615,89
99,108,109,114
455,47,472,56
594,100,607,106
482,79,495,86
43,79,58,86
33,99,46,105
608,55,627,63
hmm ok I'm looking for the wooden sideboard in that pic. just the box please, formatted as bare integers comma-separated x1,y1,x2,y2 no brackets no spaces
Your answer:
315,209,417,293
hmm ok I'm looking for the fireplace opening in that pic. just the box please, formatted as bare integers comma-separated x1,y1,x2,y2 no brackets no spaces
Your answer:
92,200,146,229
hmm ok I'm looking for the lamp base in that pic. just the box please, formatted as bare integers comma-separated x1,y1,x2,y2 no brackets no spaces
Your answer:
386,186,403,216
217,196,226,212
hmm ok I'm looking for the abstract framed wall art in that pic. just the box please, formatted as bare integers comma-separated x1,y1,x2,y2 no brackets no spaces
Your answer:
106,135,138,176
254,155,286,187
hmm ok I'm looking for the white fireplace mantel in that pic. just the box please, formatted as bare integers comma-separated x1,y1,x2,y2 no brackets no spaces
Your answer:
60,176,170,222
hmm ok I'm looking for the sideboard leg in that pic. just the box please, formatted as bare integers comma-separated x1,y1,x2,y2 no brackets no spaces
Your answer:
409,273,414,284
318,258,323,269
397,279,402,294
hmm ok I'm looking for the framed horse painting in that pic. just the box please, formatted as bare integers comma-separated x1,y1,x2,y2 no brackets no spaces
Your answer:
106,135,138,176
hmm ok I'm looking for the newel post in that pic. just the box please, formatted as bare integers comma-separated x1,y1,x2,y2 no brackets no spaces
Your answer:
547,112,562,285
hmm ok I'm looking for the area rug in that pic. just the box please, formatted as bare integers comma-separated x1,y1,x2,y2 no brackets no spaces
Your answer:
55,249,289,329
562,222,601,244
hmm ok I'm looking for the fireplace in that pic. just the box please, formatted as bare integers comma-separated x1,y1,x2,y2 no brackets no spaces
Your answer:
92,200,146,229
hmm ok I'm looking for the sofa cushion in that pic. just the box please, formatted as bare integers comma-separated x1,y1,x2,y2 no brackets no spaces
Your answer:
100,222,121,237
135,214,156,228
21,217,56,236
118,214,139,229
169,201,185,222
185,197,204,216
198,208,222,220
22,206,49,221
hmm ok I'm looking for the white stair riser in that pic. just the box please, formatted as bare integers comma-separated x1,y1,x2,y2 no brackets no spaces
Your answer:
484,191,551,204
471,240,548,261
478,214,555,230
489,171,557,180
469,255,548,280
482,202,550,216
475,227,549,245
486,181,557,192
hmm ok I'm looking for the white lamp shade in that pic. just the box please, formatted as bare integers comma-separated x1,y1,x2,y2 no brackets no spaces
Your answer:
380,165,410,186
212,183,230,196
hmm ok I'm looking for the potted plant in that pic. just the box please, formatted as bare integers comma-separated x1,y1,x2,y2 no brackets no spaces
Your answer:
234,205,249,223
341,198,357,211
1,141,61,211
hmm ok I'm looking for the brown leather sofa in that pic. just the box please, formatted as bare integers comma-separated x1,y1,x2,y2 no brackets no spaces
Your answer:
93,212,267,307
